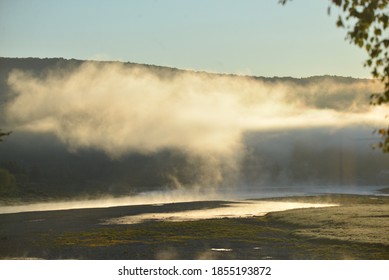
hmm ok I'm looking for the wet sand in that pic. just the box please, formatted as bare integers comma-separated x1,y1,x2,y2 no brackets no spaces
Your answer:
0,194,388,260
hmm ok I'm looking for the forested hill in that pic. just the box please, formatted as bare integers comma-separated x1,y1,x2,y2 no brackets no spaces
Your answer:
0,57,374,119
0,57,386,201
0,56,368,86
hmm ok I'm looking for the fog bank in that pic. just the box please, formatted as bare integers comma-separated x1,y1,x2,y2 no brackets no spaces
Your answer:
1,58,388,196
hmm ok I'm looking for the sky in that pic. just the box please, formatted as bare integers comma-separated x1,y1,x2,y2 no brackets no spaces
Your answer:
0,0,371,78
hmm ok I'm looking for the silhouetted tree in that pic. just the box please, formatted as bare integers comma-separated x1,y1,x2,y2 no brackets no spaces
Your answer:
280,0,389,152
0,130,11,142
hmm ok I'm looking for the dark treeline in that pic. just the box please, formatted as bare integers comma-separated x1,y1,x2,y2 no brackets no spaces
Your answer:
1,127,388,200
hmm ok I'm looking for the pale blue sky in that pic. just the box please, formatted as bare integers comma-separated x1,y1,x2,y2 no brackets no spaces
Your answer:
0,0,370,78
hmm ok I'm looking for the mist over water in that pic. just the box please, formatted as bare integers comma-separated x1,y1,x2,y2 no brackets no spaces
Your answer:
5,62,385,159
1,59,388,202
0,188,220,214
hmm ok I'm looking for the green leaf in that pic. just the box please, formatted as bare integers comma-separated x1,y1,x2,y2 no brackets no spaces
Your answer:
336,17,344,27
374,28,382,36
332,0,342,7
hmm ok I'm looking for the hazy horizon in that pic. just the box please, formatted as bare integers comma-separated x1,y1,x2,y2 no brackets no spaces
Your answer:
0,56,374,80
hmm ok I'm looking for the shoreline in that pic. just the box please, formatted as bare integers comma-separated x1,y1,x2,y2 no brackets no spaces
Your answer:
378,187,389,194
1,184,387,215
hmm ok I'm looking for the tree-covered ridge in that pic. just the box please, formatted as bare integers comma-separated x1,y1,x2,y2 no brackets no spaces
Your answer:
0,56,377,114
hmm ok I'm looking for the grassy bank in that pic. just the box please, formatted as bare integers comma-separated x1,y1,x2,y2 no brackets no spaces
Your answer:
1,194,388,259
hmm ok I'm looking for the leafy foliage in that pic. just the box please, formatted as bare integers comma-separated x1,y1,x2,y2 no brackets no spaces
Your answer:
328,0,389,104
280,0,389,152
374,127,389,151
